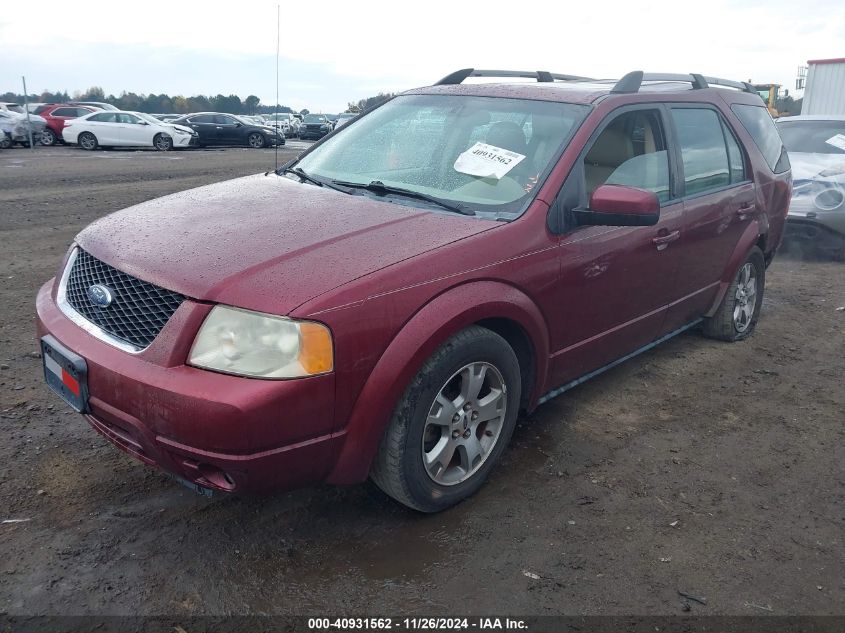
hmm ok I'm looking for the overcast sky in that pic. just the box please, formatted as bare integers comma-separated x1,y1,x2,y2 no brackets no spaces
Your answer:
2,0,844,112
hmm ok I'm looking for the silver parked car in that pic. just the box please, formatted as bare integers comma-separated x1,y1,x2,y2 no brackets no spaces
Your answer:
777,115,845,259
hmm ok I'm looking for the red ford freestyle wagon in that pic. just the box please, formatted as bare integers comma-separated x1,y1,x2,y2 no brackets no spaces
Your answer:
37,69,792,512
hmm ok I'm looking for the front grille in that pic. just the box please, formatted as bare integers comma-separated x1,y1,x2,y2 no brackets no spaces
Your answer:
64,249,185,350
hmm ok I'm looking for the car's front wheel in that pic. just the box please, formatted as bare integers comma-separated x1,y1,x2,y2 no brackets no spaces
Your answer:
153,133,173,151
247,132,265,149
78,132,98,151
371,326,521,512
40,129,57,146
702,246,765,341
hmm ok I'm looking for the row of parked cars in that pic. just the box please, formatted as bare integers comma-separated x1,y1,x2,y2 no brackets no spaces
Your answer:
0,100,362,150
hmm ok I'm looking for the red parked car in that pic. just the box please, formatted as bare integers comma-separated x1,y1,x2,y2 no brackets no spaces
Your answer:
36,69,791,512
34,104,100,146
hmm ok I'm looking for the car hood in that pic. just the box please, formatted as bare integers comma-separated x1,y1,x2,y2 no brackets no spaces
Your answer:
75,174,499,315
788,152,845,182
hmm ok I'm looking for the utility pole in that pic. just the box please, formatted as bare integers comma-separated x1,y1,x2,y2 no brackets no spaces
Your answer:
21,76,34,150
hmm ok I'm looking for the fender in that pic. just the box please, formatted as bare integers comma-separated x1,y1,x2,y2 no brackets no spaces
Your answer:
704,219,763,318
325,281,550,485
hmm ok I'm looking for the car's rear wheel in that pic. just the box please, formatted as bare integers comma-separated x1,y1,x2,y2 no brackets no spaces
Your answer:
153,133,173,151
371,326,521,513
40,129,57,146
78,132,98,151
247,132,265,148
702,246,765,341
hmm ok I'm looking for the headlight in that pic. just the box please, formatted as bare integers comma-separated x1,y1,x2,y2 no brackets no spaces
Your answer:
189,305,333,379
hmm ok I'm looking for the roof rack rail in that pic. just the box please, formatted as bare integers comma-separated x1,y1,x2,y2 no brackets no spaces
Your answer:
610,71,756,94
435,68,593,85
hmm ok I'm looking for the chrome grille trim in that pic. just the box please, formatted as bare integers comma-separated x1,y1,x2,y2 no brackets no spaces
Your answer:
56,248,185,353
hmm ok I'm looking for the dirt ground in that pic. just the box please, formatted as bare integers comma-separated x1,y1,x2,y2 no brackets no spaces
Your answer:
1,145,843,617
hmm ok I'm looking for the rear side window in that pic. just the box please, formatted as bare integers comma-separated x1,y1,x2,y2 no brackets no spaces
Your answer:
89,113,117,123
51,107,79,117
731,104,789,173
671,108,730,196
722,122,746,183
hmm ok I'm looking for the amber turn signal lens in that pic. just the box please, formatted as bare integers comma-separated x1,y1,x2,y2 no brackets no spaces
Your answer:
298,322,334,374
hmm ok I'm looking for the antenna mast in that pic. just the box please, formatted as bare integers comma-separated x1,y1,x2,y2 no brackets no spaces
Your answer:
274,3,280,172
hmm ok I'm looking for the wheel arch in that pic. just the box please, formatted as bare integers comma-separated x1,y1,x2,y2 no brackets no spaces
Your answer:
325,280,550,485
704,219,765,318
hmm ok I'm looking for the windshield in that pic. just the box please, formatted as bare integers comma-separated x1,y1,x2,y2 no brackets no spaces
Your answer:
294,94,588,218
304,114,328,123
778,120,845,155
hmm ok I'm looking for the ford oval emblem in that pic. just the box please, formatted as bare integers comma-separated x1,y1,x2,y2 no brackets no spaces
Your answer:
87,284,114,307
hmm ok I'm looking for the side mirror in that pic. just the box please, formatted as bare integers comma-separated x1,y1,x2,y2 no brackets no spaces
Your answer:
235,122,242,127
574,184,660,227
138,120,149,125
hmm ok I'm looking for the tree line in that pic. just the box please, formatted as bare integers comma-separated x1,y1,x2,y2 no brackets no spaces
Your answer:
0,87,300,115
1,86,398,115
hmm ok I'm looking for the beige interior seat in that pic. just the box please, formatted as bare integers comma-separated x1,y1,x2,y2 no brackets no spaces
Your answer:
584,124,634,195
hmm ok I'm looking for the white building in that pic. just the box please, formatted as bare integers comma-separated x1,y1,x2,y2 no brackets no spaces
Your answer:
802,58,845,115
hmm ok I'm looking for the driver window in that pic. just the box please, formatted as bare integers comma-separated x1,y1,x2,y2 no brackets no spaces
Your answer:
584,110,670,203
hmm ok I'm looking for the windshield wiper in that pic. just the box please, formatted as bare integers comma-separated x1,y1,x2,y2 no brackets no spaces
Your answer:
332,180,475,216
281,166,349,193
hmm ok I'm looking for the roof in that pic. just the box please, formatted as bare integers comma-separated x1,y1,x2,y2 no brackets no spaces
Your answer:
406,80,761,106
776,114,845,122
807,57,845,66
406,82,608,104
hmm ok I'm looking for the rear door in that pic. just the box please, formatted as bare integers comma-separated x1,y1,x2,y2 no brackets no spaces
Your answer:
663,105,755,330
184,114,217,144
48,106,86,135
85,112,120,144
549,105,687,384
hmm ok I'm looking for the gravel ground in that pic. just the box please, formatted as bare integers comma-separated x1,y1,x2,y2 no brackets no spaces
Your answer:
0,144,843,617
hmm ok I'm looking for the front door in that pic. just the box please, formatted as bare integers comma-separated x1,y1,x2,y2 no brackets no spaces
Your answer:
214,114,243,145
548,106,687,386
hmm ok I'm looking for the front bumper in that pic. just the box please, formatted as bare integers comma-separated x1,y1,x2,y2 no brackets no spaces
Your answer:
174,135,198,148
36,279,343,493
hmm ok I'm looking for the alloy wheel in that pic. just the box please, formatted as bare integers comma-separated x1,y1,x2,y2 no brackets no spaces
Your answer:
422,362,507,486
79,133,96,150
154,134,172,151
733,262,757,332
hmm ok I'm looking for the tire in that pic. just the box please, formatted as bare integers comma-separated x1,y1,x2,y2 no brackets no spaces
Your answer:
247,132,265,149
371,326,522,513
78,132,98,151
0,135,11,149
153,133,173,151
702,246,765,341
40,129,57,146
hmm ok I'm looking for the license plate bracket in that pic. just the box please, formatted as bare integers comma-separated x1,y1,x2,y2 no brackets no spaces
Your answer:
41,335,89,413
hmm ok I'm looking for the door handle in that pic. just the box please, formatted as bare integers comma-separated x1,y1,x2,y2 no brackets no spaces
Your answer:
652,230,680,251
736,202,756,219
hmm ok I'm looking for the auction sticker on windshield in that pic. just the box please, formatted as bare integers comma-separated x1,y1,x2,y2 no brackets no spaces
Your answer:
825,134,845,152
454,142,526,180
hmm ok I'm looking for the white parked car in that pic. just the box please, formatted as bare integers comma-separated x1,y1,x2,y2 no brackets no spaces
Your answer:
265,112,300,137
0,102,26,114
63,111,198,150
